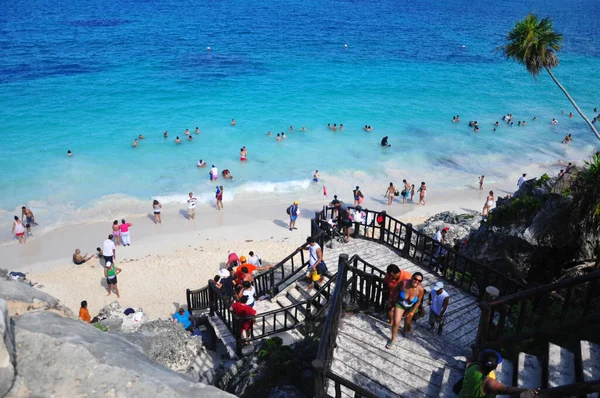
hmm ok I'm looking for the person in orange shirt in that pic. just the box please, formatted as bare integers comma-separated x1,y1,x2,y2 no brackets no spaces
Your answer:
383,264,412,325
235,256,273,280
79,300,91,323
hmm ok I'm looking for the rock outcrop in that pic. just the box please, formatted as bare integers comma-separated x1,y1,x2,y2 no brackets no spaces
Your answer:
0,276,234,398
416,210,482,247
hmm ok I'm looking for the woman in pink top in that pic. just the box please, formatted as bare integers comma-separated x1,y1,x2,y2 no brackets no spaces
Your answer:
120,219,133,246
112,220,121,246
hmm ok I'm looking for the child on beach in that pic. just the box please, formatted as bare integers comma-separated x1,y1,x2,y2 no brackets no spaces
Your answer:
479,176,485,190
410,184,415,202
79,301,91,323
25,224,32,237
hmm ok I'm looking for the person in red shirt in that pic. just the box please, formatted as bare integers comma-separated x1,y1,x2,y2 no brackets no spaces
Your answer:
383,264,412,325
230,295,256,339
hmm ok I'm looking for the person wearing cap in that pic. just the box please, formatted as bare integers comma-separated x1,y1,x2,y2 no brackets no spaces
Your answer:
172,307,194,332
289,200,300,231
458,349,538,397
517,173,527,188
427,282,449,335
235,255,273,280
104,261,122,298
353,186,364,206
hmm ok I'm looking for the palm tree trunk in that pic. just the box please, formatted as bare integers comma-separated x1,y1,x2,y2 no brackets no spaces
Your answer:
545,66,600,141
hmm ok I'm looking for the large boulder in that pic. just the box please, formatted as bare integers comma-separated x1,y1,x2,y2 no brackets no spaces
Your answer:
416,210,482,247
0,299,15,397
6,311,233,397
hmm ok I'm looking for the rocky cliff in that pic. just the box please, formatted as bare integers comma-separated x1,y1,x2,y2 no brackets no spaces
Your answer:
0,276,233,398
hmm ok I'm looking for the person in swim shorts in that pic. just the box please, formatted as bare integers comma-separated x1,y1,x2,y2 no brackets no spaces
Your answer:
240,146,247,161
313,170,319,183
21,206,38,226
73,249,94,265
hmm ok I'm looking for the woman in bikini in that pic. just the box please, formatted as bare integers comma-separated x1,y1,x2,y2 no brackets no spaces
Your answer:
112,220,121,246
482,190,494,217
418,182,427,206
153,199,162,224
385,182,396,206
387,272,424,348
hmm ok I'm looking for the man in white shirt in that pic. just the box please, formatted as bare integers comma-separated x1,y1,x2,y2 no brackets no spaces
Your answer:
428,281,450,335
187,192,197,220
248,251,261,266
102,235,116,266
517,173,527,188
210,165,218,181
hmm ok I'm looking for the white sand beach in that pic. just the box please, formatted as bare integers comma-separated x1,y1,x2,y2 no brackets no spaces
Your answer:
0,163,562,320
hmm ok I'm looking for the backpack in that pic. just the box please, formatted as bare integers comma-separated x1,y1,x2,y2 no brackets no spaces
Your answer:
286,205,293,215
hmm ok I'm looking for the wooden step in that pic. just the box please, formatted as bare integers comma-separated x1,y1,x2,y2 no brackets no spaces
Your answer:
496,358,514,398
517,353,542,389
548,342,575,387
439,366,464,397
325,379,354,398
581,340,600,398
274,295,305,323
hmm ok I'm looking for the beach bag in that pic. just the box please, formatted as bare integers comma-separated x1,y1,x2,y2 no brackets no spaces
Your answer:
286,205,292,215
376,214,384,225
316,261,328,275
401,189,407,196
394,190,400,196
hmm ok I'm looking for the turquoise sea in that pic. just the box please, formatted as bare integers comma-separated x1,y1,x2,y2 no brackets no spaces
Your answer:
1,0,599,240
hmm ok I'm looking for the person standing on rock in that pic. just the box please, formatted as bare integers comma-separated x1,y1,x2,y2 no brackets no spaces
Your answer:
104,261,122,298
517,173,527,188
482,191,494,217
428,282,449,335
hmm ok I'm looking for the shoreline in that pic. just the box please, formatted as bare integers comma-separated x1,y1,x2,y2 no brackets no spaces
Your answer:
0,161,566,320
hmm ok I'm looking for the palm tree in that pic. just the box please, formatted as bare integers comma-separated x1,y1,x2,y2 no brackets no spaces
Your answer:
501,14,600,141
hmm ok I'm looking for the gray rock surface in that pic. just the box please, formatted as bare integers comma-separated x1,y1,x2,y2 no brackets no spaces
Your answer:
416,210,482,246
0,299,15,397
7,311,233,397
0,279,59,307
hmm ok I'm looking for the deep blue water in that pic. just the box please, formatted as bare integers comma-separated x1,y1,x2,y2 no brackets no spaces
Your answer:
0,0,598,238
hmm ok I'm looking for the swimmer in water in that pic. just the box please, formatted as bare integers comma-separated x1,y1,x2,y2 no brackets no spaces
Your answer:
289,126,293,131
195,127,200,134
222,169,234,180
164,131,168,138
381,136,391,147
276,133,281,142
552,118,558,125
175,136,182,144
367,126,372,131
522,121,526,126
300,126,306,131
281,132,287,139
327,123,331,130
138,134,145,140
132,139,138,147
532,116,537,121
197,159,207,168
267,131,272,136
340,124,343,131
561,134,573,144
67,150,72,156
364,125,369,131
332,123,337,131
231,119,236,126
313,170,319,183
188,135,193,141
494,121,499,127
240,146,247,161
184,129,190,136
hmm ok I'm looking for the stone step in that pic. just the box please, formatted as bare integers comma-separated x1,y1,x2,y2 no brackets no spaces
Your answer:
207,315,237,359
335,332,444,396
517,353,543,389
330,352,428,398
496,359,514,398
548,342,575,388
439,367,464,398
581,340,600,398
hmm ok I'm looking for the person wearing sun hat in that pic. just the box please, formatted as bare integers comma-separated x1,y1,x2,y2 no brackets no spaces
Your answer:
427,281,449,335
288,200,300,231
457,349,538,397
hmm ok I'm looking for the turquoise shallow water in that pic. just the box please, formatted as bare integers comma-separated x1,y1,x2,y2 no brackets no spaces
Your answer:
1,0,599,239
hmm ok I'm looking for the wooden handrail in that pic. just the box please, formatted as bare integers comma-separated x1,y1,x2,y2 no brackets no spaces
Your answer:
537,379,600,397
484,269,600,308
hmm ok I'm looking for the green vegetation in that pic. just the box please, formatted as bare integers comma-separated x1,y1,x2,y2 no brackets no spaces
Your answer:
488,195,547,225
501,14,600,141
571,152,600,227
535,173,551,187
93,322,109,332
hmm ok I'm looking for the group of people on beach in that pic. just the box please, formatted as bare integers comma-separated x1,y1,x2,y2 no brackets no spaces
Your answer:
384,181,427,206
11,206,38,244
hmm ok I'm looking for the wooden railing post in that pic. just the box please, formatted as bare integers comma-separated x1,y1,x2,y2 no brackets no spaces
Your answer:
403,223,413,257
186,289,192,312
378,211,386,243
474,302,491,353
208,284,215,317
312,359,325,398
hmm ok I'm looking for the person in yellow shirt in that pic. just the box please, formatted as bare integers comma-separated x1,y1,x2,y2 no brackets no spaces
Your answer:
79,300,91,323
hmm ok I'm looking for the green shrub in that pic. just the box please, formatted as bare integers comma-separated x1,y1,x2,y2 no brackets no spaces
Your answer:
535,173,551,187
490,195,547,226
93,322,109,332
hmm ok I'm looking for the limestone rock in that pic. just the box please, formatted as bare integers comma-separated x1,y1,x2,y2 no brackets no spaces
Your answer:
6,311,233,397
416,210,482,246
0,299,15,397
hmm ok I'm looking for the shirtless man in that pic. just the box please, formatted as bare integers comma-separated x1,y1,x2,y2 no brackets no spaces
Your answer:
561,134,573,144
21,206,38,226
184,128,190,136
195,127,200,134
132,139,138,147
231,119,236,126
73,249,94,265
175,136,182,144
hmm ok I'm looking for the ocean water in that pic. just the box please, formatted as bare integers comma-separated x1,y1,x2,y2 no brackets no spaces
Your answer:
1,0,599,240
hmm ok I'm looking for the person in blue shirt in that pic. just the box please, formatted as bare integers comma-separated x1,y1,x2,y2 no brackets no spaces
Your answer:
172,308,193,332
289,200,299,231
